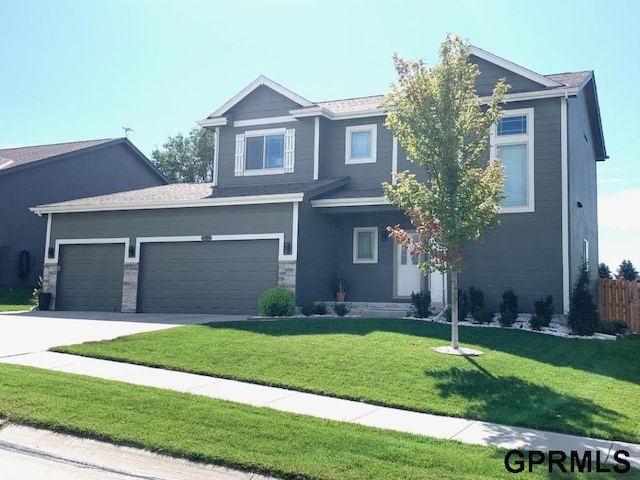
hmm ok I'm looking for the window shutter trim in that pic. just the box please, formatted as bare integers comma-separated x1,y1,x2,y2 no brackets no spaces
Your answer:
284,128,295,173
234,133,245,176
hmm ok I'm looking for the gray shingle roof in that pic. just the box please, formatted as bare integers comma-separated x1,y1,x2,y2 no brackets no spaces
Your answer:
0,139,116,171
312,71,591,115
35,178,350,210
544,71,592,88
316,95,385,114
315,186,385,199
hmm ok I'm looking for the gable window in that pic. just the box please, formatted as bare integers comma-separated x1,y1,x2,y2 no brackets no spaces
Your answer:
235,128,295,176
491,108,535,213
345,124,377,164
353,227,378,264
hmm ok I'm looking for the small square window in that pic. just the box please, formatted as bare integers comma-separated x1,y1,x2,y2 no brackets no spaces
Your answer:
353,227,378,264
346,125,377,164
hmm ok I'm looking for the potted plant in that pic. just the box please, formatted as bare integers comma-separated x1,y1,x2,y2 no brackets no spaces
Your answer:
33,276,52,311
332,274,348,302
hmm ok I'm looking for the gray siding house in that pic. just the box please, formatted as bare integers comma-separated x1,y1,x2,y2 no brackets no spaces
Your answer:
0,138,167,286
32,46,606,315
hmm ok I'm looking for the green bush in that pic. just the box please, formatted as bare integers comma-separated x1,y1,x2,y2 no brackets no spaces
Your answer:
313,302,327,315
332,302,351,317
474,306,494,324
530,295,553,330
468,286,484,316
498,289,519,327
300,304,315,316
596,319,628,336
258,287,295,317
568,263,599,336
410,290,431,318
459,289,471,321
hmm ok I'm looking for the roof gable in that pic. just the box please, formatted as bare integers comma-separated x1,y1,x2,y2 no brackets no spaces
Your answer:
470,46,561,88
0,138,167,182
207,75,314,119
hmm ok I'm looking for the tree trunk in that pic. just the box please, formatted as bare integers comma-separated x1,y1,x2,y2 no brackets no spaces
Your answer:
451,270,459,350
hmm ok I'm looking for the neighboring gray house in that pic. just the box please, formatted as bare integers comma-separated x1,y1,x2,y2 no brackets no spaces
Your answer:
32,46,606,315
0,138,167,285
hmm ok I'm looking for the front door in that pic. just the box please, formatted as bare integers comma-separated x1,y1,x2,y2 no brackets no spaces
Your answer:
395,233,423,297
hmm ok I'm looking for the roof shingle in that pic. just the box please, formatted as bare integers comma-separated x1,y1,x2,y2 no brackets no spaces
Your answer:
0,139,116,171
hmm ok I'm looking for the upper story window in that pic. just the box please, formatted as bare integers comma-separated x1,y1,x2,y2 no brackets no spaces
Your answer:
235,128,295,177
491,108,535,213
345,124,377,164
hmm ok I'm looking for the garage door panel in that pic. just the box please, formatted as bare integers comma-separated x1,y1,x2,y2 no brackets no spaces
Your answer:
56,244,124,312
139,240,279,314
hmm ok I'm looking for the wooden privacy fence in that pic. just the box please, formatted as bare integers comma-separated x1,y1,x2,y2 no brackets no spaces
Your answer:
598,278,640,333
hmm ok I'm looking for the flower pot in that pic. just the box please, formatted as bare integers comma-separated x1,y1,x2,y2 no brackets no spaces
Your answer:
336,291,346,302
38,292,52,311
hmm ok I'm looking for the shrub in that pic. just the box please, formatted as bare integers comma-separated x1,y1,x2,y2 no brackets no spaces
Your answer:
258,287,295,317
531,295,553,330
313,302,327,315
529,314,545,331
459,289,471,321
443,306,452,322
498,289,518,327
568,263,599,336
596,319,628,336
468,286,484,316
300,304,315,316
332,302,351,317
410,290,431,318
474,306,494,324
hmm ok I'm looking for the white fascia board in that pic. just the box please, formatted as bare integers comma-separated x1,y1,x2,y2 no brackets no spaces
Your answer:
290,106,333,119
234,116,296,127
197,117,228,127
479,87,579,104
470,46,562,88
210,75,313,118
32,193,305,215
312,197,388,208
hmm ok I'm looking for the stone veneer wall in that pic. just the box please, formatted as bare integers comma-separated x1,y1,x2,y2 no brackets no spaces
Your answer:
42,263,58,310
278,261,296,292
121,263,139,313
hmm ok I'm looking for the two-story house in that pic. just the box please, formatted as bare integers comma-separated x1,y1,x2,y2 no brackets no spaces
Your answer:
32,46,606,315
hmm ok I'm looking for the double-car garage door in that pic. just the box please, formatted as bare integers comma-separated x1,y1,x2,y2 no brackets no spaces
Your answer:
55,240,279,315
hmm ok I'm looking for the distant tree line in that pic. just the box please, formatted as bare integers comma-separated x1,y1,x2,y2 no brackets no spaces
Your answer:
598,259,639,281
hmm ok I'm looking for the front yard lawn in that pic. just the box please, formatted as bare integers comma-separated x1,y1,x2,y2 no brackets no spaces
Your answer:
1,363,615,480
0,285,35,312
54,318,640,443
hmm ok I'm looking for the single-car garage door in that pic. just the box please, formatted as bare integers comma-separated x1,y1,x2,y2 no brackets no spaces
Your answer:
138,240,279,314
56,243,124,312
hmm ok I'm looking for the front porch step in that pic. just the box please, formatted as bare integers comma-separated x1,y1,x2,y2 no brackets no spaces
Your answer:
321,301,446,318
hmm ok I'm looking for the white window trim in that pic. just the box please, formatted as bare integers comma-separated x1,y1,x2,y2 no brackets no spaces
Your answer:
243,127,289,176
490,107,535,214
353,227,378,264
345,124,377,164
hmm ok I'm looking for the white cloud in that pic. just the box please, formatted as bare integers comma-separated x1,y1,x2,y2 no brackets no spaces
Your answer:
597,188,640,269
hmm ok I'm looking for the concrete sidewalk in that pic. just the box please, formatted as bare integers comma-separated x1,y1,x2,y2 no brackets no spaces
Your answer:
2,351,639,469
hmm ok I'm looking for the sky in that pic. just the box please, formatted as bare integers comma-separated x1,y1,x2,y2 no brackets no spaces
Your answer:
1,0,638,271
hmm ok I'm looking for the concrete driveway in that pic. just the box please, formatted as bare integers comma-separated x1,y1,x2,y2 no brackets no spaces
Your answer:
0,311,246,357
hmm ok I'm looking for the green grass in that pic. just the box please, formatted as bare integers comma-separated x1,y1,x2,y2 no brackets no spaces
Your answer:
0,284,35,311
0,363,633,480
54,318,640,443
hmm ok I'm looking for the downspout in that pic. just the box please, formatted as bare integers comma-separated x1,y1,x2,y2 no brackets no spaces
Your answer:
561,93,570,314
